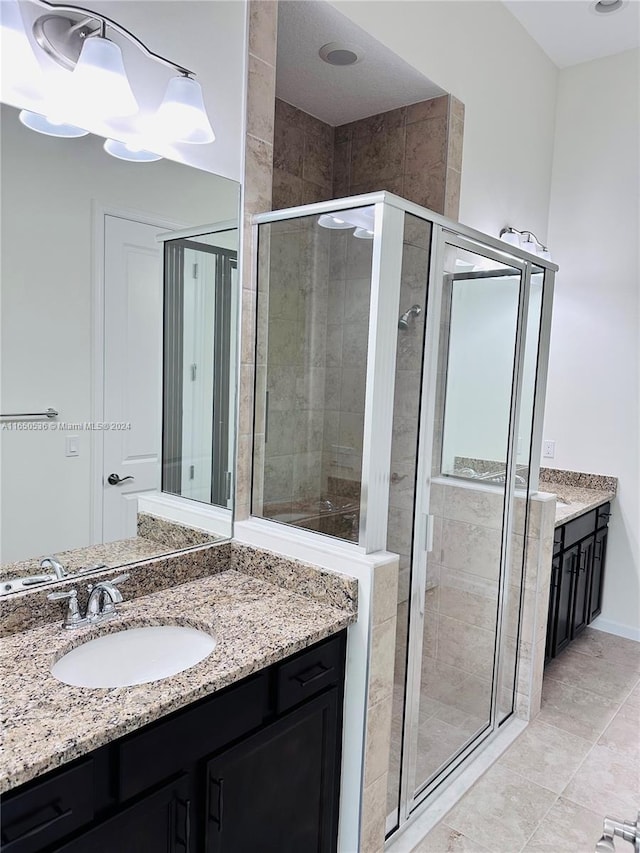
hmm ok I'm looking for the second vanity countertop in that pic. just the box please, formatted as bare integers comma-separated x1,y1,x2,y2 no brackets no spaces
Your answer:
0,569,356,794
537,468,617,526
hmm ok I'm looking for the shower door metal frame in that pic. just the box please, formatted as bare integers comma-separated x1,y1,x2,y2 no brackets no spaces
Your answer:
397,225,537,829
249,193,557,850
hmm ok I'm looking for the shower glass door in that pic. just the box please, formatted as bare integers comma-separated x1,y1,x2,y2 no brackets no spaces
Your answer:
399,232,531,819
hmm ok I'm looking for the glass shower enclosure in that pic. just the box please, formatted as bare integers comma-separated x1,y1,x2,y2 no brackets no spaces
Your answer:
251,192,556,838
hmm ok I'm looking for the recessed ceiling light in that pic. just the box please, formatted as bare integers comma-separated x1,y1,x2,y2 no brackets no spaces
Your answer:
319,42,363,66
591,0,625,13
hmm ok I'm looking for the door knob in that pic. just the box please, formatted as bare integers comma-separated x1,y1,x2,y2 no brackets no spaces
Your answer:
107,473,134,485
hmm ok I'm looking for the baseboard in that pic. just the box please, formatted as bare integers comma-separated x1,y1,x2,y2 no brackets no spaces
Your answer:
590,616,640,642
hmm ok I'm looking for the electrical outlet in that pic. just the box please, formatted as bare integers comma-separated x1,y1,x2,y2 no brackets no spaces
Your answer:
543,440,555,459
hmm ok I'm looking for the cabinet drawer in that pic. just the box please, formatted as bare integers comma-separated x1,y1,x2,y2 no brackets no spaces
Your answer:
564,510,597,549
118,673,269,802
276,633,344,714
1,760,94,853
596,503,612,529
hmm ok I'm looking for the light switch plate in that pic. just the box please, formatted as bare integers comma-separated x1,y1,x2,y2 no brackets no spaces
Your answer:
65,435,80,457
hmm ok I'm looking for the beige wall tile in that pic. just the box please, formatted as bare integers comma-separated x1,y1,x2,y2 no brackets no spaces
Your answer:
364,693,393,787
369,616,397,707
248,0,277,66
245,135,273,215
447,116,465,174
437,614,495,679
360,771,388,853
405,118,448,170
246,54,276,144
445,167,462,219
406,95,449,124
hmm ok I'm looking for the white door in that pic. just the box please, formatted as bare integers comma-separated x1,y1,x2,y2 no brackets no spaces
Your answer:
102,215,163,542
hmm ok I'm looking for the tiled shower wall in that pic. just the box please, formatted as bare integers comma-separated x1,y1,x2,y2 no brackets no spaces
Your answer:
258,219,330,511
256,221,373,515
273,95,464,217
333,95,464,217
272,99,335,209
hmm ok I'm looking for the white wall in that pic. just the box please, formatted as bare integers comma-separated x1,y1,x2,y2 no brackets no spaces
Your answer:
544,49,640,639
0,104,239,562
329,0,558,240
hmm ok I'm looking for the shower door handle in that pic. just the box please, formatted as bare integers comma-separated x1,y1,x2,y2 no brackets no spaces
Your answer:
424,514,435,553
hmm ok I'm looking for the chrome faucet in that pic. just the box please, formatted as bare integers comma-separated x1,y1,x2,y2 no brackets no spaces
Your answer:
596,812,640,852
40,556,67,579
47,573,129,629
86,575,129,620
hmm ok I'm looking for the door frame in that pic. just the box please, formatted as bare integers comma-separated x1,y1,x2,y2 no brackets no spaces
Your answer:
398,227,532,826
90,203,184,545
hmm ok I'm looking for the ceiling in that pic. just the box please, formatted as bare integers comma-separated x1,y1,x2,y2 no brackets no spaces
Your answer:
503,0,640,68
276,0,444,127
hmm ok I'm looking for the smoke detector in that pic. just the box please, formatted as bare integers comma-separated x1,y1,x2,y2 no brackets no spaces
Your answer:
319,42,363,66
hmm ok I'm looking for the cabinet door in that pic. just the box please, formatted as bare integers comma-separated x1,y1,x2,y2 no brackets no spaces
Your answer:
205,690,340,853
589,528,608,623
545,556,561,663
53,775,192,853
554,544,578,656
572,535,594,638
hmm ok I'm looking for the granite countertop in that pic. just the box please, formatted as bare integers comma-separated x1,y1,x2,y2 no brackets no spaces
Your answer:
537,469,616,526
0,569,356,794
1,513,221,585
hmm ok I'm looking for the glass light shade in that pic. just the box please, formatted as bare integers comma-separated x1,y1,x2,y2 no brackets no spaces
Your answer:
500,229,521,248
154,75,215,144
538,247,552,261
104,138,161,162
19,109,88,138
521,235,539,255
353,227,374,239
70,36,138,119
0,0,45,102
317,214,353,229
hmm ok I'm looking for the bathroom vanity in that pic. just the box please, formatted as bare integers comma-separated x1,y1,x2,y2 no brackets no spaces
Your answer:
542,471,616,663
0,562,357,853
1,631,346,853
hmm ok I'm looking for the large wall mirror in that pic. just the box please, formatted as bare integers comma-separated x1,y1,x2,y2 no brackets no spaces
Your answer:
0,102,240,589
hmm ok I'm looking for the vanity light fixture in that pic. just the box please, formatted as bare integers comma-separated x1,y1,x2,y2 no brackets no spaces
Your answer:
317,207,376,237
14,0,215,145
317,213,354,229
500,227,551,261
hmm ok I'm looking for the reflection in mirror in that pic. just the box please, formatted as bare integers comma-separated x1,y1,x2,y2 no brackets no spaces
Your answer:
162,227,238,507
440,253,526,482
0,102,240,591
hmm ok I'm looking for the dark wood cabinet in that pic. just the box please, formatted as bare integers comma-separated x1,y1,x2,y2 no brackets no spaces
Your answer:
545,504,611,662
0,631,346,853
54,776,192,853
589,527,608,623
205,690,340,853
554,543,578,656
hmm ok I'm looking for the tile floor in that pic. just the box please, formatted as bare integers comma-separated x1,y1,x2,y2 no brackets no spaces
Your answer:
410,627,640,853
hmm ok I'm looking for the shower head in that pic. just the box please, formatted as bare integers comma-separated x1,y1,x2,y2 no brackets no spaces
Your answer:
398,304,422,330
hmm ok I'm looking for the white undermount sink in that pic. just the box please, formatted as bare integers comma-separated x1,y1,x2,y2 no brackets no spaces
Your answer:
51,625,216,689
